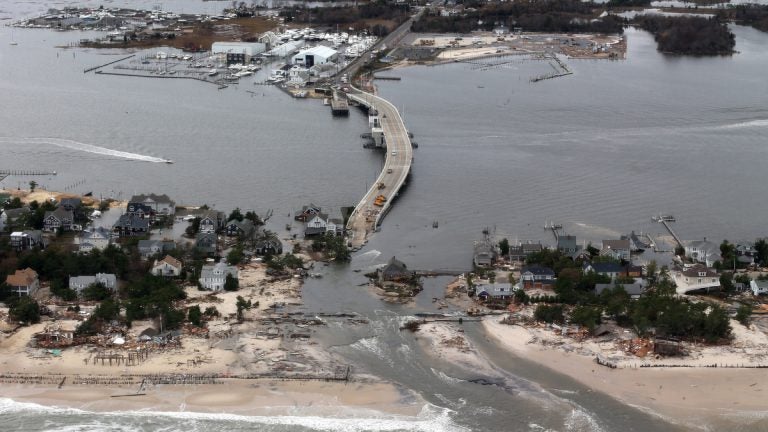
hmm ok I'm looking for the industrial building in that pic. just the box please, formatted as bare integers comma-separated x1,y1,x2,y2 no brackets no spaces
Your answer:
211,42,266,64
292,46,338,67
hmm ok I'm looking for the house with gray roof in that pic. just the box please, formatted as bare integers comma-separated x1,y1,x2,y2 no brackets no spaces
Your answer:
198,210,225,234
520,265,555,290
196,232,218,257
43,207,74,232
304,212,344,237
473,241,496,267
77,227,112,253
600,239,631,261
226,219,256,237
2,207,30,230
378,256,412,282
69,273,117,294
138,239,176,259
10,230,45,251
595,282,646,299
509,243,542,262
476,283,515,301
199,262,238,291
684,239,721,268
113,214,150,237
557,235,578,254
128,193,175,217
750,280,768,296
583,262,626,280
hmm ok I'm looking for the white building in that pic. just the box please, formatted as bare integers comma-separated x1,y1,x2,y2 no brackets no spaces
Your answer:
673,265,720,295
750,280,768,296
684,239,721,268
152,255,183,278
76,227,112,253
69,273,117,294
288,65,310,86
199,262,238,291
292,46,338,67
211,42,266,57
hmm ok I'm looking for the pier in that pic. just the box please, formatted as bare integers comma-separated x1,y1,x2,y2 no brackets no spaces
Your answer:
654,214,683,249
345,88,414,248
0,169,57,183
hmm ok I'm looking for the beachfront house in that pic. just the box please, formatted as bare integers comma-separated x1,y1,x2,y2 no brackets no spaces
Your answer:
684,239,721,268
10,230,45,251
294,204,322,222
6,268,40,297
128,193,175,218
198,262,238,291
304,213,343,237
198,210,225,234
76,227,112,253
113,214,150,237
69,273,117,294
59,197,81,212
43,207,74,232
225,219,256,238
557,235,578,254
600,239,631,262
672,265,720,295
520,265,556,290
473,241,496,267
509,243,543,262
476,283,515,301
378,256,412,282
254,232,283,255
151,255,183,278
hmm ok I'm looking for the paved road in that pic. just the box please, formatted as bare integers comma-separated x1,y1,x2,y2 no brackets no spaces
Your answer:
345,90,413,248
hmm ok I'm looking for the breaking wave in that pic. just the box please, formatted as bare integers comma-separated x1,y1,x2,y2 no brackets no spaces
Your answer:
715,119,768,130
0,398,469,432
0,137,172,163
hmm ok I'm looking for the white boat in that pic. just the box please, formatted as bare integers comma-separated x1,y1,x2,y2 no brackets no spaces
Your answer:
208,68,218,76
235,70,253,77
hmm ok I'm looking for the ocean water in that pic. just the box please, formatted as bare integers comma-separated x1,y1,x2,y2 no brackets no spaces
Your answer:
3,1,768,430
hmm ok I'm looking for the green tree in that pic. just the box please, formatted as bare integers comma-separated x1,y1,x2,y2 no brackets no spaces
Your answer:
224,273,239,291
228,208,244,222
719,272,735,293
570,305,602,332
81,282,112,301
736,303,752,326
203,306,219,318
28,181,38,192
9,297,41,324
236,295,251,321
719,240,736,271
645,260,658,283
185,217,201,237
188,305,203,327
534,304,565,324
498,238,510,256
754,239,768,267
227,246,244,265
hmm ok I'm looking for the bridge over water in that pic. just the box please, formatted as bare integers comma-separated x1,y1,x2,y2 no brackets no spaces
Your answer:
345,89,413,248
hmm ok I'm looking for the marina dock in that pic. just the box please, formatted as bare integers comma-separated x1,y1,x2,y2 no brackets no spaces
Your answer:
345,88,413,248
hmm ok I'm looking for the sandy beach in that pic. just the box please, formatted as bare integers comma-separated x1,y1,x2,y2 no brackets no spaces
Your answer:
483,318,768,428
1,378,422,417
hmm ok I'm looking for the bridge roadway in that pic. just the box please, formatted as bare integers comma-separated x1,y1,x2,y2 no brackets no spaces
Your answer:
345,88,413,248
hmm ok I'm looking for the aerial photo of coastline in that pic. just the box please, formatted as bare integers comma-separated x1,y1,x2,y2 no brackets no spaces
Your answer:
2,0,768,430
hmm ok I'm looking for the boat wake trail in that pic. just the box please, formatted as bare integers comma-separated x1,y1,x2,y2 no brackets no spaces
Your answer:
0,137,172,163
716,119,768,130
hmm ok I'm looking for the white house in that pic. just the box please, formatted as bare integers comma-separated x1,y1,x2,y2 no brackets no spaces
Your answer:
684,239,721,268
77,227,112,253
304,213,343,237
292,46,338,67
199,262,238,291
69,273,117,294
673,265,720,295
600,239,631,261
152,255,183,278
750,280,768,296
128,193,176,217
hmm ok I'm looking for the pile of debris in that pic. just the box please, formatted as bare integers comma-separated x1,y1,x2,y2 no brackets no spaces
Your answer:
617,338,654,358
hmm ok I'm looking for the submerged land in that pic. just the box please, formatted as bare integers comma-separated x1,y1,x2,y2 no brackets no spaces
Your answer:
3,0,768,429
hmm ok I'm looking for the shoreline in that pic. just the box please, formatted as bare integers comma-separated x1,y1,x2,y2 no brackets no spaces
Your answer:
0,378,425,419
482,317,768,428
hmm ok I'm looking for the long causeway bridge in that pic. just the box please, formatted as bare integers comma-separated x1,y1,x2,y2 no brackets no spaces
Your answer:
345,88,413,248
